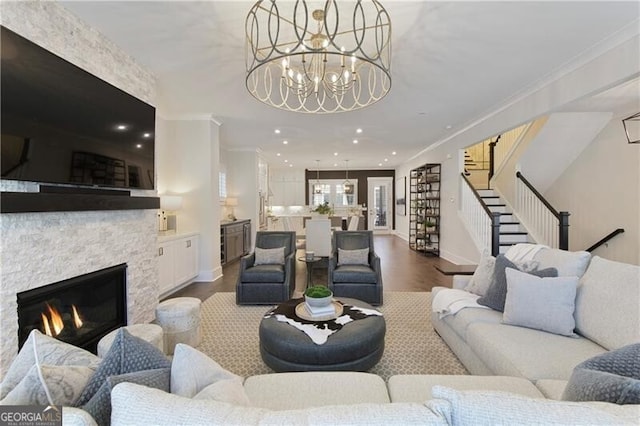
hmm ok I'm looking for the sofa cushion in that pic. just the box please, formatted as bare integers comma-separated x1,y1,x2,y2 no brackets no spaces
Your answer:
574,256,640,350
503,268,578,337
440,307,502,342
243,372,390,410
466,322,606,380
477,254,558,312
110,382,446,426
75,328,170,406
562,343,640,405
464,250,495,296
170,343,248,405
535,379,569,400
388,375,544,402
426,386,626,425
332,265,377,283
0,329,100,399
534,247,591,278
241,264,285,283
0,364,93,406
254,246,285,265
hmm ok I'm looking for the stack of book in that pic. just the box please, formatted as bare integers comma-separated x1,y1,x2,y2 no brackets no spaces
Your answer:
304,301,335,318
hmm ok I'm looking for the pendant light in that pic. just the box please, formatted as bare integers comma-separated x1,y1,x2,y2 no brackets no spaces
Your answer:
314,160,322,194
343,160,352,191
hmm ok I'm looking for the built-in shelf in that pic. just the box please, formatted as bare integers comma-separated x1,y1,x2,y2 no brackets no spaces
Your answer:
0,191,160,213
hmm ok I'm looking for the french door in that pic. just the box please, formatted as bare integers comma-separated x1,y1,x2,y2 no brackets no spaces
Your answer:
367,177,393,232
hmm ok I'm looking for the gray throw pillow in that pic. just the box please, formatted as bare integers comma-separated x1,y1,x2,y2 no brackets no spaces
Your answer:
254,246,285,265
477,254,558,312
562,343,640,405
503,268,578,337
83,367,170,426
338,248,369,266
75,328,170,407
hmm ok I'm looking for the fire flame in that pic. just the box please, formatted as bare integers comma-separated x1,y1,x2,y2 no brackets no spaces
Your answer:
72,305,83,328
40,304,84,337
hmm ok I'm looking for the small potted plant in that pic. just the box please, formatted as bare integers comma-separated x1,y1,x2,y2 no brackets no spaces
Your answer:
312,201,333,216
425,219,436,232
304,285,333,308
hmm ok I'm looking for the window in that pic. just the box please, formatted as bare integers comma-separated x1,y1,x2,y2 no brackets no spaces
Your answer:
309,179,357,207
219,171,227,200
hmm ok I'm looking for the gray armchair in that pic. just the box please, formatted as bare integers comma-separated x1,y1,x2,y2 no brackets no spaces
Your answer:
236,231,296,305
328,231,383,305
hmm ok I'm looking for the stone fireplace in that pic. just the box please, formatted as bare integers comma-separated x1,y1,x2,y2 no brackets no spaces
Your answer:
17,264,128,353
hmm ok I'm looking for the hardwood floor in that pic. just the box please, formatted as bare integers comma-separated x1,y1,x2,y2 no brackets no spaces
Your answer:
170,234,460,302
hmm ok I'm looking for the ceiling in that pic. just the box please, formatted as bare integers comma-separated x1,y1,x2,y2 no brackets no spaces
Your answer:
59,1,639,170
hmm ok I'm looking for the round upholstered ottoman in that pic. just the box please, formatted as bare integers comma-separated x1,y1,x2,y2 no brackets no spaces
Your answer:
259,297,385,372
97,324,164,357
155,297,202,354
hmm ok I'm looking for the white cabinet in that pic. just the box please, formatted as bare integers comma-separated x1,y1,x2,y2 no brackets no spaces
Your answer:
270,168,305,206
158,233,199,297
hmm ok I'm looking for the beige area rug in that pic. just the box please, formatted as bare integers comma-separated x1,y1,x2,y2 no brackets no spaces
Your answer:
198,292,468,381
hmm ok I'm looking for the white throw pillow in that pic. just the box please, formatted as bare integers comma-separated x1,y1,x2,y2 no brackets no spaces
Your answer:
254,246,285,265
338,248,369,265
170,343,249,405
534,248,591,278
464,251,495,296
0,364,93,406
193,378,251,406
503,268,578,337
0,329,100,399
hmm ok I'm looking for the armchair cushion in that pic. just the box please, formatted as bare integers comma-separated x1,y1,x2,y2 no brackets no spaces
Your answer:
254,246,285,265
333,265,377,283
338,248,370,266
241,265,285,283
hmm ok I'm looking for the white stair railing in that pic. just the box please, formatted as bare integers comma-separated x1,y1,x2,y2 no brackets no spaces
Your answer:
515,171,569,249
492,123,531,173
460,174,501,255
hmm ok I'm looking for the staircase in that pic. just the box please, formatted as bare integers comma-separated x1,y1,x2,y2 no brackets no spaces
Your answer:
477,189,529,253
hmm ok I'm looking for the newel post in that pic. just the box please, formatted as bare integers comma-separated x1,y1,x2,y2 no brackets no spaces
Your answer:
491,212,501,256
559,212,570,250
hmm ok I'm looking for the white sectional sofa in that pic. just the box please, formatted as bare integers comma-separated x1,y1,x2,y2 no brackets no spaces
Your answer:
431,248,640,396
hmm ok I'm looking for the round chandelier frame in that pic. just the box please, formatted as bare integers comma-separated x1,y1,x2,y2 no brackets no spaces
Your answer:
245,0,392,113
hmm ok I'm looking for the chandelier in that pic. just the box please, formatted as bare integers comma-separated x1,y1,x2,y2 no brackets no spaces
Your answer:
245,0,392,113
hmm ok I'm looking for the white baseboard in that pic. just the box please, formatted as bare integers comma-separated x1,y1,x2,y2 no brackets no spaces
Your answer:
394,230,409,242
197,266,223,283
439,248,477,265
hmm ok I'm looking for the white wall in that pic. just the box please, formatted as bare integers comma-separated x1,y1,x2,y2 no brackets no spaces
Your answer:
545,114,639,264
226,150,261,248
395,32,639,265
156,117,222,281
0,1,158,377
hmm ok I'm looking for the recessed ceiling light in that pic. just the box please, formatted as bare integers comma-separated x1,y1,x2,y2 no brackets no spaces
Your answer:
283,140,288,144
116,124,127,130
284,159,288,163
392,151,397,155
276,153,281,156
378,163,383,166
275,129,281,134
143,133,151,138
445,125,452,129
334,163,338,167
334,152,338,156
356,128,363,134
384,158,388,162
136,144,142,149
353,139,358,144
289,164,293,167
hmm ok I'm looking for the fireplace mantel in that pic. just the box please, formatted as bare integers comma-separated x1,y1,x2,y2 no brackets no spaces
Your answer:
1,191,160,213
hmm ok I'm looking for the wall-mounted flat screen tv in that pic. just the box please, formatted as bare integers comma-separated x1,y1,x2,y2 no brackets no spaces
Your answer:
1,26,155,190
